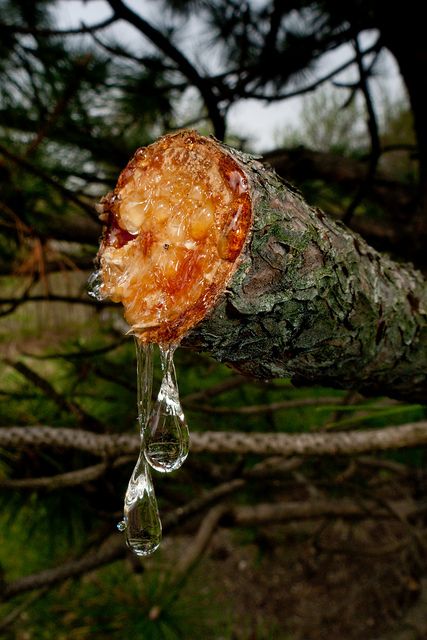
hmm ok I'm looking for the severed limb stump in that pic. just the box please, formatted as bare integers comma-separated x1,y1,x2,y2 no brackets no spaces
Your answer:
95,130,427,403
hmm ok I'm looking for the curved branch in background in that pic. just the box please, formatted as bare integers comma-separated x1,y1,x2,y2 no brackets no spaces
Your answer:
0,294,111,315
0,463,108,490
3,359,103,431
240,39,381,102
263,147,413,213
0,456,133,490
0,142,98,221
0,15,117,37
0,535,125,601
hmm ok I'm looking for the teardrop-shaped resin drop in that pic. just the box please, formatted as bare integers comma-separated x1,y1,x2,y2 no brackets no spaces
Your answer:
144,344,190,473
87,269,105,301
122,453,162,556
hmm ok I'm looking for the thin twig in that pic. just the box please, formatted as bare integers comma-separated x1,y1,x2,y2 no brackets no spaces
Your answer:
342,35,381,225
181,375,248,404
0,457,133,490
240,39,381,102
0,15,117,37
0,142,98,220
3,359,104,431
0,587,49,631
173,505,228,578
163,478,246,532
1,536,125,601
23,339,126,360
0,293,109,308
187,395,341,415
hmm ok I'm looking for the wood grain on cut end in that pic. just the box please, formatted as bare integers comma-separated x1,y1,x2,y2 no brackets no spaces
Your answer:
96,131,252,343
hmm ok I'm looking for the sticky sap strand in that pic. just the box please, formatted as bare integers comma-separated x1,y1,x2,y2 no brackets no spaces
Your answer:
87,270,105,301
144,344,190,473
136,340,153,430
120,453,162,556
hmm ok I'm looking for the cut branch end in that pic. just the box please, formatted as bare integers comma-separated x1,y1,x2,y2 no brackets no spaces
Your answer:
97,130,252,343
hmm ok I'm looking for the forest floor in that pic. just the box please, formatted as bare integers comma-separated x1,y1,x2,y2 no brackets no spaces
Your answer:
172,516,426,640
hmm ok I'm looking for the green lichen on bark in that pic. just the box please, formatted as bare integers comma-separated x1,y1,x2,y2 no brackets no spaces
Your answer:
184,146,427,403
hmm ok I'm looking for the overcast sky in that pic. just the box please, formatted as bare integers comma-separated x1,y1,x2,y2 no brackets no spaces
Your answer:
55,0,405,151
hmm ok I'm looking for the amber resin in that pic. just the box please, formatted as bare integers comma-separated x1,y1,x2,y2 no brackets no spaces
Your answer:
96,130,252,343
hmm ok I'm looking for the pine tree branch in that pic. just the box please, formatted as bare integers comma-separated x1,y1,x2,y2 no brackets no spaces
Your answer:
186,395,345,415
0,458,132,490
178,137,426,402
1,423,427,458
106,0,225,138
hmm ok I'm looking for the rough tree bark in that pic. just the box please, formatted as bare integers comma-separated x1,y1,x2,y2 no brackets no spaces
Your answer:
97,132,427,403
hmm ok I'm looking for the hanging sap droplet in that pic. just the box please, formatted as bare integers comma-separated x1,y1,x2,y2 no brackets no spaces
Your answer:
122,454,162,556
135,339,154,431
217,203,246,262
116,519,127,532
87,269,105,301
144,344,190,473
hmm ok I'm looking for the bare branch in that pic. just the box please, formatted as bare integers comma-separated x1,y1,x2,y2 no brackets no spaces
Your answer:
0,293,110,311
0,464,107,490
1,536,125,601
0,142,98,221
3,360,104,431
0,456,133,490
24,339,126,361
230,498,415,526
163,478,246,532
1,422,427,458
0,15,117,37
181,374,248,404
172,505,228,578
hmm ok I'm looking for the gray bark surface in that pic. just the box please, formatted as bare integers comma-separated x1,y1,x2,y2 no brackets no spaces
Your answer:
183,147,427,403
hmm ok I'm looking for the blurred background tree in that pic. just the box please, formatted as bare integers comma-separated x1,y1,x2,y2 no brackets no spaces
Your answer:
0,1,426,638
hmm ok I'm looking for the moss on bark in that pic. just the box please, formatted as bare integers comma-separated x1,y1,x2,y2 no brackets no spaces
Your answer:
184,143,427,403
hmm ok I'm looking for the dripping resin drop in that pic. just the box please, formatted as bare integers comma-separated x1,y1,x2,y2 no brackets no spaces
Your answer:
144,344,190,474
119,341,162,556
93,131,253,556
122,453,162,556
